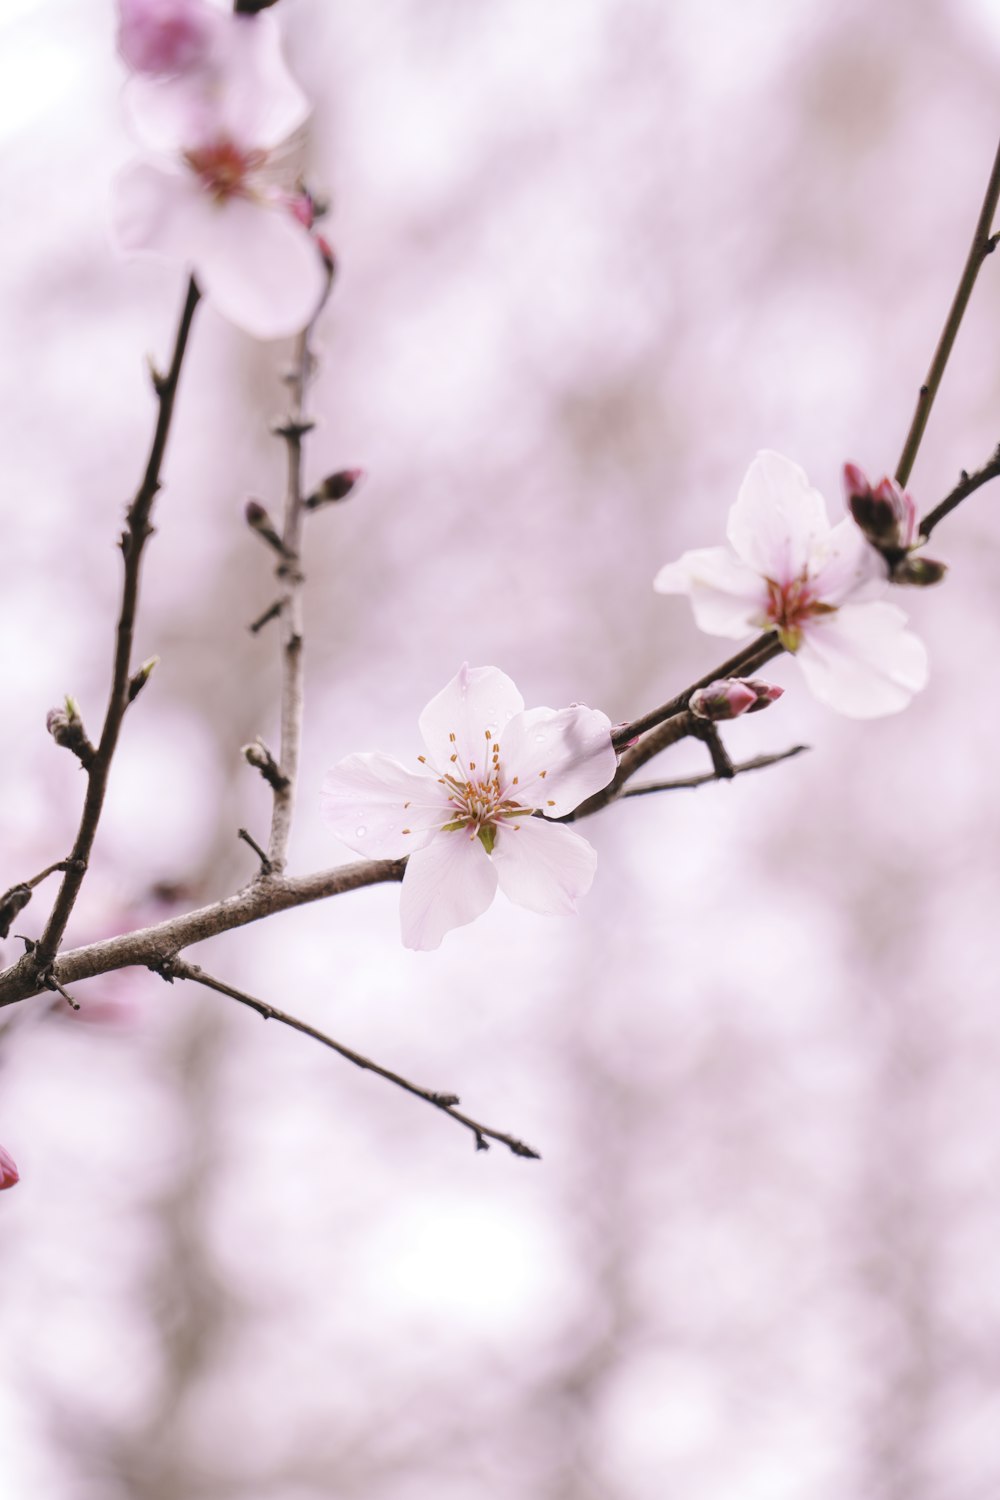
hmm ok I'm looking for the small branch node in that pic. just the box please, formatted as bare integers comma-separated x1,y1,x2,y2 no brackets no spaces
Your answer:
237,826,274,876
127,656,159,705
46,696,96,770
39,968,80,1011
249,599,283,634
242,737,290,792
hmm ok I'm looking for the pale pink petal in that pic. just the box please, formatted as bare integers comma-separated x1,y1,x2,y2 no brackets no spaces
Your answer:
113,163,325,338
498,706,616,816
418,664,524,772
321,752,451,858
810,516,887,605
728,450,831,582
0,1145,18,1190
118,0,214,77
796,602,928,718
125,12,308,152
492,817,598,916
400,834,498,951
188,193,326,338
654,547,769,638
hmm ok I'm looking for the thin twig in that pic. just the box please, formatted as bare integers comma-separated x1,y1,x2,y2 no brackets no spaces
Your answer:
919,442,1000,540
237,827,273,876
161,958,540,1159
32,277,201,973
611,635,784,750
266,329,313,873
895,135,1000,488
621,744,809,798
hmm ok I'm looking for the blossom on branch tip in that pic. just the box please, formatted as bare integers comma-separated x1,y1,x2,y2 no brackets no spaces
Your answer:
654,450,928,718
0,1146,19,1191
321,665,618,951
111,2,328,339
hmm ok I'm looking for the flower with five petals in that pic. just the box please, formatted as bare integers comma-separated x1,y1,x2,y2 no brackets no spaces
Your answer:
322,665,618,951
654,450,929,718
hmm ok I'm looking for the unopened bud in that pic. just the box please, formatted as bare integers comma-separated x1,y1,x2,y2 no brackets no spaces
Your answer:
305,468,364,509
893,554,948,587
690,680,759,721
0,883,31,940
742,679,784,713
843,461,918,550
46,697,95,768
0,1145,19,1191
245,499,291,556
242,738,290,792
127,656,159,704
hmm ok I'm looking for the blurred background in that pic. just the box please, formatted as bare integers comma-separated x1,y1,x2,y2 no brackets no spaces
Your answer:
2,0,1000,1495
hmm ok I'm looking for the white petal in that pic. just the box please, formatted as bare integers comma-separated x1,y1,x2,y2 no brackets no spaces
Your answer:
418,664,524,772
728,450,832,582
655,547,768,638
321,752,450,858
125,12,308,153
113,163,326,338
498,705,616,816
492,818,598,916
400,834,498,951
810,516,887,605
796,602,929,718
189,192,326,339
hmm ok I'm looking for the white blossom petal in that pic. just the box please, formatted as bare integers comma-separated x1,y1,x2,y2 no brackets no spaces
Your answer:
321,752,451,858
498,706,616,816
186,191,326,339
654,547,768,638
112,162,326,338
728,450,831,582
810,515,887,605
796,602,929,718
418,664,524,772
492,818,598,915
125,12,308,153
400,835,498,951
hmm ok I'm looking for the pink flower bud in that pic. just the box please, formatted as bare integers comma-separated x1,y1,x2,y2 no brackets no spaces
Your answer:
690,680,760,720
0,1146,19,1191
117,0,212,78
843,462,918,550
742,679,784,713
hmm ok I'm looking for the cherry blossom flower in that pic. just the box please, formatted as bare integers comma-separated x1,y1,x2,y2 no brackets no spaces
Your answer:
322,665,618,951
112,2,328,339
0,1146,19,1191
654,450,929,718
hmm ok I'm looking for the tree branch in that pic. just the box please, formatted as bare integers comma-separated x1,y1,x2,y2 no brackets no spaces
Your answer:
265,328,314,874
31,277,201,973
918,442,1000,540
162,959,541,1159
895,134,1000,489
620,744,809,798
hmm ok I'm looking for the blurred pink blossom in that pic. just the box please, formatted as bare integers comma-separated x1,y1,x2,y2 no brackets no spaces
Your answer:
654,450,928,718
117,0,214,78
0,1146,19,1191
111,5,327,339
322,665,617,951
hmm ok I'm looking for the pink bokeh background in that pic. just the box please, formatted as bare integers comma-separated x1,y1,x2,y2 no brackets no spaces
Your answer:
3,1,1000,1495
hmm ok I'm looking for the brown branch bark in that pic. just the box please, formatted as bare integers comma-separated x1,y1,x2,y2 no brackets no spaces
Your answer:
895,134,1000,489
31,277,201,973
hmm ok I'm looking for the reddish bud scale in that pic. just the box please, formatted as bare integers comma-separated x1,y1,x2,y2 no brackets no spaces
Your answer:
0,1146,19,1191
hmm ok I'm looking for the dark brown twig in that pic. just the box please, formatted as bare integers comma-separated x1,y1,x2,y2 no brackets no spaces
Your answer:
621,744,809,798
31,277,201,973
160,958,540,1159
919,442,1000,540
895,135,1000,488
